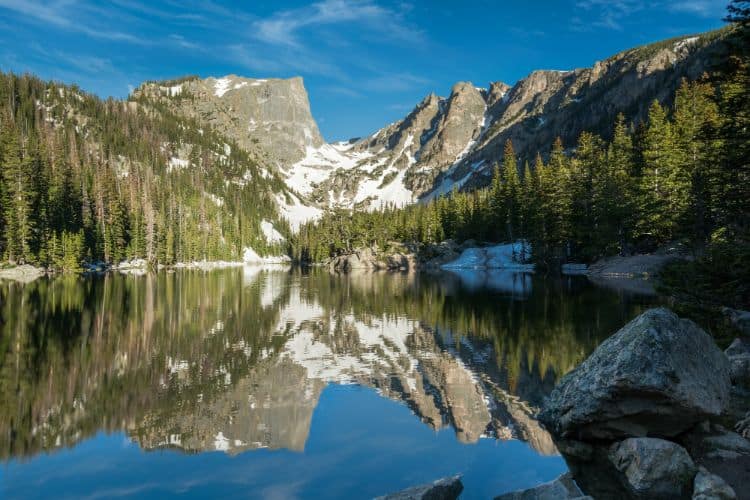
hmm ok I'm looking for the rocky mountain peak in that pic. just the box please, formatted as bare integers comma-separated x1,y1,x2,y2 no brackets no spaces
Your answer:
133,74,324,167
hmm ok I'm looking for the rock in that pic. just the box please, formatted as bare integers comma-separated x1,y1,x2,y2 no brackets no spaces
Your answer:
419,240,460,270
682,423,750,461
736,411,750,439
609,437,697,499
539,308,731,440
723,308,750,338
376,475,463,500
494,472,590,499
327,246,418,273
692,466,737,499
725,338,750,388
0,264,46,284
586,252,683,278
134,75,323,166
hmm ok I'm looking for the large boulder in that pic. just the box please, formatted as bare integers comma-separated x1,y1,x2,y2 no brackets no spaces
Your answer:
609,437,697,499
376,475,463,500
539,308,731,440
725,338,750,388
494,472,590,499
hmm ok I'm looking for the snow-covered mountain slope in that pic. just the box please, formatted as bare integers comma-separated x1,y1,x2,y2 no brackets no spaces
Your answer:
135,29,728,226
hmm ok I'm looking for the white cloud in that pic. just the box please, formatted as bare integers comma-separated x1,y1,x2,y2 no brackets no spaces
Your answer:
252,0,423,48
667,0,725,19
0,0,148,44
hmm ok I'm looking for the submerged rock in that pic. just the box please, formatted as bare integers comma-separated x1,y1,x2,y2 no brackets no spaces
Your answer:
609,437,696,499
692,466,737,500
494,472,590,499
539,308,731,440
376,475,463,500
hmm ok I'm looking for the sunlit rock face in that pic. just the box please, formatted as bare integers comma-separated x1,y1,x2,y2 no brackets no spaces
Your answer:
131,31,726,218
133,75,323,168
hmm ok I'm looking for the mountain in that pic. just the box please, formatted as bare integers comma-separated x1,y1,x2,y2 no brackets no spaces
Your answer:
0,28,732,271
133,75,324,168
135,29,728,219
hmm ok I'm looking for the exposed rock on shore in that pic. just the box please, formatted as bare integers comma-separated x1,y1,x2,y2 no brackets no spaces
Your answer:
494,472,589,499
375,475,463,500
539,308,731,441
609,437,696,499
536,307,749,499
0,264,47,283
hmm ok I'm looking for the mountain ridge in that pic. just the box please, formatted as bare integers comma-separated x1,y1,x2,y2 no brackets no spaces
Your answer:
133,28,730,224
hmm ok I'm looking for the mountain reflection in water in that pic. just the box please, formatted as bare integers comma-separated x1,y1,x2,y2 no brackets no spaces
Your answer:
0,268,656,496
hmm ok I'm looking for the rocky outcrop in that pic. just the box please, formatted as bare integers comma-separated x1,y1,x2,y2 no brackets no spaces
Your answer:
494,472,589,500
725,338,750,389
539,308,731,440
133,75,323,167
327,246,417,272
376,475,463,500
586,252,685,278
0,264,47,283
609,437,697,499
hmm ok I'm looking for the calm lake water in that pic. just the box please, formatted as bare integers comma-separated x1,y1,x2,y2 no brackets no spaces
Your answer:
0,268,657,499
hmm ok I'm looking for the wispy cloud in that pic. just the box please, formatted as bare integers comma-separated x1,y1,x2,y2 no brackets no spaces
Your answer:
252,0,423,49
0,0,149,43
574,0,645,31
667,0,726,19
573,0,725,31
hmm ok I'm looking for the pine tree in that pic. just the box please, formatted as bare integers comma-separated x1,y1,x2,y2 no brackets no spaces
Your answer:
570,131,604,260
1,121,36,263
501,139,521,242
639,100,680,244
673,79,721,243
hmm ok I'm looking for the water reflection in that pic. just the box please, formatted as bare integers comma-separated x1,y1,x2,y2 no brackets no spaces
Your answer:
0,269,654,464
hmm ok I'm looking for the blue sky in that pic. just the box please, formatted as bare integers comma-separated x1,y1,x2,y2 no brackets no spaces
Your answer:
0,0,728,141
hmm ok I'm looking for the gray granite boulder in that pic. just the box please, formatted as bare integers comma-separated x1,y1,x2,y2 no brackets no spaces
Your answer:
609,437,697,499
494,472,590,499
539,308,731,440
376,475,463,500
692,466,737,500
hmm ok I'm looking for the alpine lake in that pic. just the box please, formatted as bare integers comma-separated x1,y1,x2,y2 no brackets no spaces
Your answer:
0,267,659,499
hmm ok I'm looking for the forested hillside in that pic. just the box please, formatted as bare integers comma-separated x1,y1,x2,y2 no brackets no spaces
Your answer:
292,5,750,311
0,73,291,270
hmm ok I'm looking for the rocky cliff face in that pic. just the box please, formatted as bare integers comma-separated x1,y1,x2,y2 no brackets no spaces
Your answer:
133,29,728,222
133,75,324,167
350,30,728,201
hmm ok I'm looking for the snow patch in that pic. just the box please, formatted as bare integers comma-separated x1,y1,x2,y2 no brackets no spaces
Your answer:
242,247,291,264
442,242,534,271
275,192,323,231
167,157,189,172
214,78,231,97
260,220,285,244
